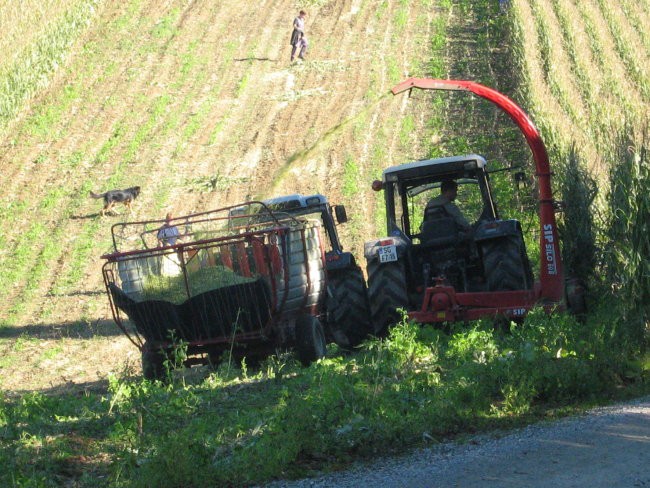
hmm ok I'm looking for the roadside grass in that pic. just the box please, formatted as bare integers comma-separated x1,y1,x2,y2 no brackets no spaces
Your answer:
1,311,647,487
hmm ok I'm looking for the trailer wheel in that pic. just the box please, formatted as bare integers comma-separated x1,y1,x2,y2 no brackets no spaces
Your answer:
482,236,530,291
142,345,166,380
327,267,373,349
367,259,409,337
294,315,327,366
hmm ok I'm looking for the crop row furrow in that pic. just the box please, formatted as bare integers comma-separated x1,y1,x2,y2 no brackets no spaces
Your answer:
620,0,650,56
550,0,611,149
0,0,102,132
36,2,233,316
582,0,645,112
595,0,650,102
5,0,243,322
0,0,178,258
509,0,567,150
530,0,585,134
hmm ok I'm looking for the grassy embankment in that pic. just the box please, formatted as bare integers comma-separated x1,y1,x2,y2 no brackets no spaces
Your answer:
0,0,648,486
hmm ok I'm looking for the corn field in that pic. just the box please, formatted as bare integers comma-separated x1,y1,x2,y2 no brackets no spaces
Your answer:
510,0,650,171
0,0,102,130
508,0,650,317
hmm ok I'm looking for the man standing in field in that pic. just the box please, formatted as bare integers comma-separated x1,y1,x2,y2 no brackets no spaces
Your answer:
290,10,307,62
424,180,470,230
295,32,308,61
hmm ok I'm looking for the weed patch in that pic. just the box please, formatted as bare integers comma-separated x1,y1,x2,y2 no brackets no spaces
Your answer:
3,311,646,487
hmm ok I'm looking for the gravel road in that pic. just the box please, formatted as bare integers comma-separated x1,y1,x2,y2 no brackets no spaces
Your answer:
268,396,650,487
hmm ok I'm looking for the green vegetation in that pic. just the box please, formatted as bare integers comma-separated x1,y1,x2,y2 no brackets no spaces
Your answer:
1,312,647,486
554,145,598,286
141,264,255,303
507,0,650,322
0,0,101,132
1,0,649,485
603,128,650,320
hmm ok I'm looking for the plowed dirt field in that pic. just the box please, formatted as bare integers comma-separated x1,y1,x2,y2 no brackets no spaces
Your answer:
1,0,460,393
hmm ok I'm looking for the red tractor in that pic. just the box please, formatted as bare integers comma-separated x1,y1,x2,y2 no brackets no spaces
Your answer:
364,78,583,334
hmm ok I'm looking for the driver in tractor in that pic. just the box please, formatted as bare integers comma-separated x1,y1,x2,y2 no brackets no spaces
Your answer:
423,180,471,232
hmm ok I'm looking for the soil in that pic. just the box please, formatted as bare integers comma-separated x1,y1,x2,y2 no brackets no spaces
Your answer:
0,0,452,394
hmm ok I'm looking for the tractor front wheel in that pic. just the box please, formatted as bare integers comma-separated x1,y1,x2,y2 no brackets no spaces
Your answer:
327,267,373,349
367,259,409,337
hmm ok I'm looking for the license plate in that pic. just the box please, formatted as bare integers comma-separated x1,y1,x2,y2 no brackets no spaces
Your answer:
377,245,397,263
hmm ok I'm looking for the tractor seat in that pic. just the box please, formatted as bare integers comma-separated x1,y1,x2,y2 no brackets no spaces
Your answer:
420,205,463,247
419,216,459,249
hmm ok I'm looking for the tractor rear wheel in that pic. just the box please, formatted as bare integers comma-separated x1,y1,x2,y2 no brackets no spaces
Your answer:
367,260,409,337
294,315,327,366
327,267,373,349
482,236,531,291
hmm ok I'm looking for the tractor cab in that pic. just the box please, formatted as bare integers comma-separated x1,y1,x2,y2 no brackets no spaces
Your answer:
381,154,497,242
366,154,534,334
363,77,571,336
371,154,527,295
256,194,349,255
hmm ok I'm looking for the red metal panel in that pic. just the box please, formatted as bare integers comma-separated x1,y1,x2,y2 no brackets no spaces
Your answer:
235,241,251,277
409,284,564,323
251,237,268,276
220,244,233,269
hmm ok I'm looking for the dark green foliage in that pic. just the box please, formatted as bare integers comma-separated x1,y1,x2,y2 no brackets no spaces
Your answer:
604,127,650,322
555,144,598,285
3,312,647,487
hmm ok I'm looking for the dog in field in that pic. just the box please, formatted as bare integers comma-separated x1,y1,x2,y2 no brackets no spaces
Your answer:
89,186,141,216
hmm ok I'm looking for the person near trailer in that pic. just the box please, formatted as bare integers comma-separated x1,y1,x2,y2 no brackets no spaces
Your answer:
157,212,181,247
